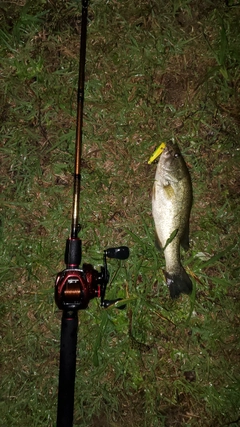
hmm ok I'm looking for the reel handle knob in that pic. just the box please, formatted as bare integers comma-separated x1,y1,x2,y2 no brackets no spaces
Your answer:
105,246,129,260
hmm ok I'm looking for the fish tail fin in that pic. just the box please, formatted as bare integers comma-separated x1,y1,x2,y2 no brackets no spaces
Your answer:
164,267,192,299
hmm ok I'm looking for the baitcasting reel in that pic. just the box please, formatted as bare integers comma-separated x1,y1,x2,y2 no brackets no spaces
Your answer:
55,238,129,311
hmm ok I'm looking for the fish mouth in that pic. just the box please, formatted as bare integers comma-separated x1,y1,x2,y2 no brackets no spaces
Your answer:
162,143,174,157
161,142,181,161
162,147,171,157
161,149,172,165
161,144,174,165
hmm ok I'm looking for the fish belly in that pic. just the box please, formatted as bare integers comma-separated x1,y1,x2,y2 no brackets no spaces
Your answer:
152,180,192,298
152,181,181,254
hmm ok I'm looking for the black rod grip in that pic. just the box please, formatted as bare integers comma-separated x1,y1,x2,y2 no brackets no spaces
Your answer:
57,311,78,427
64,238,82,267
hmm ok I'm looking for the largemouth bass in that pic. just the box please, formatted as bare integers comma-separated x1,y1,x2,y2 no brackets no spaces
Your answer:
152,141,193,298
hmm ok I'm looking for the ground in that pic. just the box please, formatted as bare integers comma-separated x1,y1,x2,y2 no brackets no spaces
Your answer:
1,1,240,426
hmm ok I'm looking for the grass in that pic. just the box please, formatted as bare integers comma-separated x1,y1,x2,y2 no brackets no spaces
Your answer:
1,0,240,426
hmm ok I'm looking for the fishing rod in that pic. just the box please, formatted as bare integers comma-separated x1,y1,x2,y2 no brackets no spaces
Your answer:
54,1,129,426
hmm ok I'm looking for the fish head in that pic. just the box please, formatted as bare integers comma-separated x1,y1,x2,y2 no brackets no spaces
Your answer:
157,141,189,182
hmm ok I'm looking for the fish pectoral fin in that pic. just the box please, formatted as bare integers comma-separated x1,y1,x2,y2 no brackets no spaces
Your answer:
180,222,190,251
163,183,174,199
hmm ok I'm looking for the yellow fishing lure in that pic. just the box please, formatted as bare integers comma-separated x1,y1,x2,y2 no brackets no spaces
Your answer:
148,143,166,164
